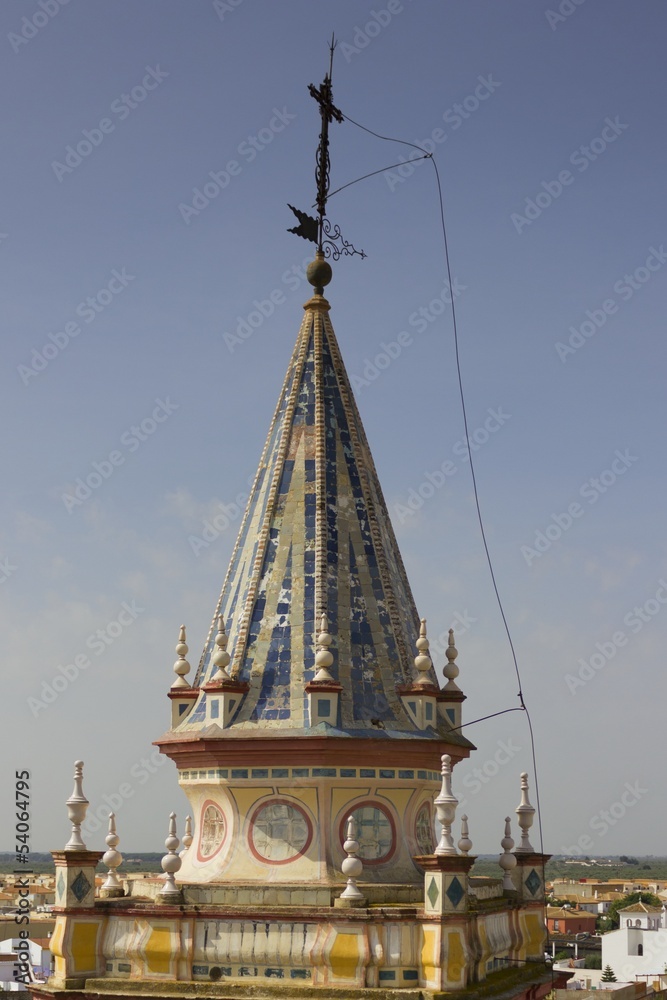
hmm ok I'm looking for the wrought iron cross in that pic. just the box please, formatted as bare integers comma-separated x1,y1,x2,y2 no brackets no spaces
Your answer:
287,37,365,260
308,36,343,244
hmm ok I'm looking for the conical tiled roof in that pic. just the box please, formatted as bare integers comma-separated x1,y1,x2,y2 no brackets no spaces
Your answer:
173,263,470,750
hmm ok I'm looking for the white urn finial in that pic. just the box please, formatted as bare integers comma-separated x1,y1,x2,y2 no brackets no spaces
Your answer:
458,814,472,856
65,760,89,850
434,754,458,855
443,628,461,690
413,618,433,686
340,815,364,900
313,613,334,682
211,616,231,682
160,813,182,898
101,813,123,893
180,816,193,857
515,772,536,853
499,816,517,890
172,625,191,689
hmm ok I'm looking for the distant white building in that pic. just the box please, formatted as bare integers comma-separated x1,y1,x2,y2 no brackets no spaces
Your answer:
602,902,667,984
0,938,52,988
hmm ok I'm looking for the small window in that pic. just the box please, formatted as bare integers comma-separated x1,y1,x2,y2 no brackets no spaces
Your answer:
210,699,219,719
317,698,331,718
638,944,643,957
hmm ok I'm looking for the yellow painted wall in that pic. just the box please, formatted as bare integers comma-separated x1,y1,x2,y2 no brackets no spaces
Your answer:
447,929,466,986
144,925,174,976
70,920,101,974
421,926,440,987
329,931,362,982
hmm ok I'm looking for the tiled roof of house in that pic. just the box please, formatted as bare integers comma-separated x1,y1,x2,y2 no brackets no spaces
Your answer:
620,902,662,913
546,906,595,918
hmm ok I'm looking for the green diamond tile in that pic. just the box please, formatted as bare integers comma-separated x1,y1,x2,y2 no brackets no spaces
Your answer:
427,876,440,908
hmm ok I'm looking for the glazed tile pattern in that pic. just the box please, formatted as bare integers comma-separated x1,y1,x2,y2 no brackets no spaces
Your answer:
179,292,440,735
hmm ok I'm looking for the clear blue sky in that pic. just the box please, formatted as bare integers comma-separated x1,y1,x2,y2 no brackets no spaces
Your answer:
2,0,665,856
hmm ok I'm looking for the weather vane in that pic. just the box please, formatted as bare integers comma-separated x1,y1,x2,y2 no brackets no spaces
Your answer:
287,36,365,261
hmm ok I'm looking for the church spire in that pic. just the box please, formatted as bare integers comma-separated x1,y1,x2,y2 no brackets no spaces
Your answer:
175,256,466,737
156,53,474,891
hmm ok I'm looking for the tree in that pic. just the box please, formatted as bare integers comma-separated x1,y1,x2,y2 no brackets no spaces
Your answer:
606,892,661,929
601,965,617,982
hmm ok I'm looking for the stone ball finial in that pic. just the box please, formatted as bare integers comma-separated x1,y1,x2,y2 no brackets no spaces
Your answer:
313,613,335,682
443,628,461,690
180,816,193,857
458,814,472,856
413,618,433,686
211,616,231,681
172,625,191,689
499,816,517,890
306,251,332,295
340,815,364,901
101,813,123,895
160,812,182,899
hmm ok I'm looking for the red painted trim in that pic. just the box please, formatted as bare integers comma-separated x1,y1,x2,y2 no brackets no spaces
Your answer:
437,690,466,703
155,734,473,768
167,688,199,701
247,798,313,866
195,799,228,863
397,683,439,695
202,680,249,693
337,799,397,867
